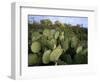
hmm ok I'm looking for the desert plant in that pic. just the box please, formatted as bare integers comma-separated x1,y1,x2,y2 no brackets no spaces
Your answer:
42,50,51,64
50,45,63,65
28,54,39,65
28,19,88,66
31,41,41,53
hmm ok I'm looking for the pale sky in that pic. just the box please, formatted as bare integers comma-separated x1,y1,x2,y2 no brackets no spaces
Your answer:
28,15,88,28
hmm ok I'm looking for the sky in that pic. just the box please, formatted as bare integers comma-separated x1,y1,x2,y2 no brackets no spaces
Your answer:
28,15,88,28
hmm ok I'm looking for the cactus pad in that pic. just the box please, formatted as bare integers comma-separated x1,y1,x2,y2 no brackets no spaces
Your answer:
31,41,41,53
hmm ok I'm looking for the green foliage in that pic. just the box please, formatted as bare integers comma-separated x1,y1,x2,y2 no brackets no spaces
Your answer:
66,55,72,64
31,41,41,53
61,38,69,52
60,53,72,64
82,48,87,55
57,59,66,65
55,20,65,28
50,46,63,62
28,19,88,66
74,47,88,64
76,46,83,54
40,19,52,26
43,29,51,37
74,53,87,64
28,54,38,65
71,36,78,48
42,50,51,64
55,20,62,26
59,31,64,41
47,39,57,49
31,32,41,41
54,31,60,39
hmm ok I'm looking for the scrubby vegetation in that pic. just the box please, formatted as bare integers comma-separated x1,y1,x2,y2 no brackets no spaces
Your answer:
28,19,88,66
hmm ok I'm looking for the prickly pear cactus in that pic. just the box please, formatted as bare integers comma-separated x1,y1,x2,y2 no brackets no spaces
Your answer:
42,50,51,64
50,46,63,62
43,29,51,37
28,54,38,65
59,31,64,41
82,48,87,55
47,39,57,49
31,32,41,41
76,46,83,54
75,47,87,64
71,36,78,48
54,31,59,39
61,38,69,51
28,19,88,66
66,55,72,64
31,41,41,53
74,53,87,64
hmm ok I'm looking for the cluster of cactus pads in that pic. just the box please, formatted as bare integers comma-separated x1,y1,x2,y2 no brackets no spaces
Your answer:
28,27,88,66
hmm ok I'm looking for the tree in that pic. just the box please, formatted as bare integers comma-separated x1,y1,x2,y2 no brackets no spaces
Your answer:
40,19,52,26
54,20,65,29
